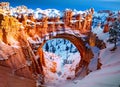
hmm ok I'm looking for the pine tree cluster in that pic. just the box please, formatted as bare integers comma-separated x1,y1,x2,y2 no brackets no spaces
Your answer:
108,19,120,49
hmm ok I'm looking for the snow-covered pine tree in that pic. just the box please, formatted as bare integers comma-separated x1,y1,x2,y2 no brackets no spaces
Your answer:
108,19,120,51
45,43,49,52
52,46,56,53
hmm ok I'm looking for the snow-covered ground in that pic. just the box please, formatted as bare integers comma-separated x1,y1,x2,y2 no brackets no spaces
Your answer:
1,3,120,87
51,28,120,87
42,25,120,87
42,39,81,84
61,43,120,87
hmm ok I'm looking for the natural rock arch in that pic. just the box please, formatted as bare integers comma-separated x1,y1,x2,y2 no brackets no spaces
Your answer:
33,33,93,77
38,33,86,57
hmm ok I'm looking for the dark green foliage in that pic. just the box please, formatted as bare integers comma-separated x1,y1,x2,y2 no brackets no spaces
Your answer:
45,43,49,52
108,19,120,50
65,46,69,51
52,46,56,53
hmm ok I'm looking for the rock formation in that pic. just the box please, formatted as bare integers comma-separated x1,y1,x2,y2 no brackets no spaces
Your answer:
0,2,107,86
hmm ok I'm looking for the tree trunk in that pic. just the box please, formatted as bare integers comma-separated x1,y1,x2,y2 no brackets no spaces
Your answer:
114,37,117,50
110,40,117,51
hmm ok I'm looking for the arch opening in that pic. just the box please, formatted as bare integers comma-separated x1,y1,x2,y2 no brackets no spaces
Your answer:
42,38,81,83
35,33,93,85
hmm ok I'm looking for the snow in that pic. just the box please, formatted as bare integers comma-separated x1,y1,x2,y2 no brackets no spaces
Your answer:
92,25,109,41
72,9,85,15
42,39,81,85
43,51,81,86
55,11,120,87
53,42,120,87
3,4,93,22
54,27,120,87
55,21,64,24
88,46,100,71
92,12,108,28
1,3,120,87
42,14,120,86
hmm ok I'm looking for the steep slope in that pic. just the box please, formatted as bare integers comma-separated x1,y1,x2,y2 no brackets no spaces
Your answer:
57,30,120,87
61,44,120,87
0,66,36,87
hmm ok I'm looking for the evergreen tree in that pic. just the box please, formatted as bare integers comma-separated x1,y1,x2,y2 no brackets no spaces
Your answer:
70,44,73,53
63,39,66,44
52,46,56,53
66,45,69,51
45,43,49,52
108,19,120,51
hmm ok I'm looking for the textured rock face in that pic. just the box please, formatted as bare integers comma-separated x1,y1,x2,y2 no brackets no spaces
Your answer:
0,10,38,81
0,66,36,87
0,3,103,85
0,13,20,44
0,2,9,11
0,13,35,79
